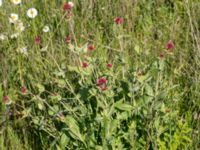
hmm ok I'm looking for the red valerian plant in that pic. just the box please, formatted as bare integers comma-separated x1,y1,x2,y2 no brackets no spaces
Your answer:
165,40,174,51
82,61,89,68
21,86,27,94
2,96,10,104
107,63,113,68
87,44,95,51
97,77,107,91
65,36,71,44
35,36,41,45
114,17,124,25
63,2,74,11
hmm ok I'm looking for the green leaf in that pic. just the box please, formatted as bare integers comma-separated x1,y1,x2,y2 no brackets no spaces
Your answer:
38,102,44,110
60,133,69,149
182,136,192,142
134,45,141,54
50,94,62,101
137,73,150,83
64,116,84,143
56,145,62,150
36,84,45,93
68,65,79,73
114,100,133,111
145,84,154,96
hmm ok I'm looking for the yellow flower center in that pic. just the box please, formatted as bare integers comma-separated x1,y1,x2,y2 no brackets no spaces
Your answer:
11,16,16,20
30,10,34,16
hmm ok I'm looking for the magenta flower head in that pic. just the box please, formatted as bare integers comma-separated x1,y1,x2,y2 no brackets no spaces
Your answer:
97,77,107,91
82,61,89,68
114,17,123,25
65,36,71,44
2,95,11,105
21,86,27,94
87,44,95,52
107,63,113,68
63,2,74,11
35,36,41,45
165,40,174,51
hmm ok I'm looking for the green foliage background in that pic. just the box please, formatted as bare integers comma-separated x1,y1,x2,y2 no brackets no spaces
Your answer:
0,0,199,149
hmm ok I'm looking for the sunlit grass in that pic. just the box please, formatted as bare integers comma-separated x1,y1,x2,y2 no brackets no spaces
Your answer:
0,0,199,149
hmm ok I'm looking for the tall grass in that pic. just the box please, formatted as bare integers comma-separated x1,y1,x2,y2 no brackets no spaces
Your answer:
0,0,199,149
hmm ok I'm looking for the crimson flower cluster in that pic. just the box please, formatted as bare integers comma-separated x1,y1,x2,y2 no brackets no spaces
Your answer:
160,40,175,59
3,96,9,104
21,86,27,94
82,61,89,68
97,77,107,91
63,2,74,18
114,17,124,25
35,36,41,45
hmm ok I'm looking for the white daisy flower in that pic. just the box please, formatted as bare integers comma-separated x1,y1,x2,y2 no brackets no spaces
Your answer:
17,47,28,55
9,13,19,23
10,32,20,39
68,1,74,8
0,34,7,41
12,0,21,5
0,0,2,6
27,8,38,19
43,26,50,33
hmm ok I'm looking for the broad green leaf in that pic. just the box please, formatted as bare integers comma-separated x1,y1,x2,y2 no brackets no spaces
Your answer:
145,84,154,96
64,116,84,143
137,73,150,83
114,100,133,111
60,133,69,149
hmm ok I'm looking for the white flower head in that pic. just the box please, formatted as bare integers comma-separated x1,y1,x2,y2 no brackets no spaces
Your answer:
16,20,25,32
27,8,38,19
12,0,21,5
68,1,74,8
9,13,19,23
0,34,7,41
0,0,3,6
10,32,20,39
17,47,28,55
43,26,50,33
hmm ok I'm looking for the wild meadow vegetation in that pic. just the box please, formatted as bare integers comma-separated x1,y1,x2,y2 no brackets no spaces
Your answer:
0,0,200,149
